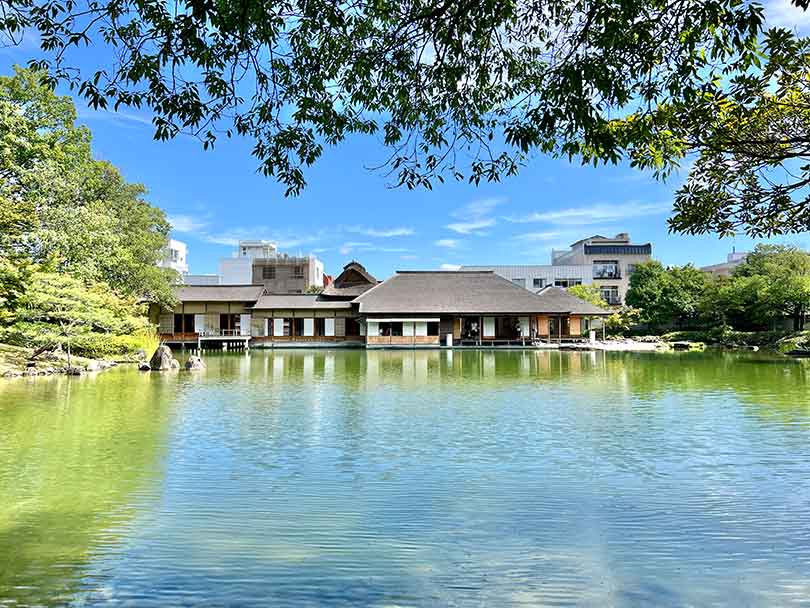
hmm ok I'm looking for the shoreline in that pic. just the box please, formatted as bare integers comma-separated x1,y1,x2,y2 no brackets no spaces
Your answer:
0,343,129,379
2,338,803,379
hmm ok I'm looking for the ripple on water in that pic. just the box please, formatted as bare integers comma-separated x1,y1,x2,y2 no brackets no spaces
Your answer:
1,350,809,607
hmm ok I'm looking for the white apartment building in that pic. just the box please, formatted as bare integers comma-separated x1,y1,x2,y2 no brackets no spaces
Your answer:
215,240,325,292
218,240,278,284
460,264,593,291
157,239,189,275
463,233,653,306
700,250,749,277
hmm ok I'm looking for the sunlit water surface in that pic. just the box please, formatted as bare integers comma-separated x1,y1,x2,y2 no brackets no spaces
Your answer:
1,349,810,607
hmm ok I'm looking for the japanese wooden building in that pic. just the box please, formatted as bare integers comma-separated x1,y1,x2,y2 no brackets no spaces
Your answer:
153,266,608,349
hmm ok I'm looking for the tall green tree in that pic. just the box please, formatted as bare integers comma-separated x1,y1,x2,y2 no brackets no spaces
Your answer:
699,275,773,331
626,261,707,329
733,244,810,330
3,270,149,363
0,66,177,308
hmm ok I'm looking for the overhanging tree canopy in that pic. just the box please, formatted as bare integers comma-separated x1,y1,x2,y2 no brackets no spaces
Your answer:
2,0,807,236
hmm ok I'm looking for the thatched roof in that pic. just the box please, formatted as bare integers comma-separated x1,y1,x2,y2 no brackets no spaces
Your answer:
174,285,264,302
355,271,609,315
321,261,378,298
251,294,352,310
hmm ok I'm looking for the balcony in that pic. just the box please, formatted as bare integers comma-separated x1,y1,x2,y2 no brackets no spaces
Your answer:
593,261,621,280
593,270,621,280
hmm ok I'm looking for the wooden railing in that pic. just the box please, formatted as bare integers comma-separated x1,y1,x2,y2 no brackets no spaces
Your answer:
367,335,440,346
199,329,246,337
254,335,364,342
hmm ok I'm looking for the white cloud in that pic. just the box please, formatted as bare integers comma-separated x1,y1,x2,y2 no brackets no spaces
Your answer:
168,214,209,233
446,218,496,235
515,231,562,241
202,227,323,249
345,226,414,238
444,197,505,235
77,106,155,128
440,263,461,271
339,241,372,255
765,0,810,30
435,238,461,248
506,202,670,225
339,241,410,255
453,197,505,219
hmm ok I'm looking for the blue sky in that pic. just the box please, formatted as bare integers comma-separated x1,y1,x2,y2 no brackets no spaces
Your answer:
2,0,809,280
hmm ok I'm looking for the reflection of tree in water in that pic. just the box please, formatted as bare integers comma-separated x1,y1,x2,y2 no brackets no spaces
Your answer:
0,372,175,606
600,351,810,416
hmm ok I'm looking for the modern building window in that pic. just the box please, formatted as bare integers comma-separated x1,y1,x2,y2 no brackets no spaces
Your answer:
599,285,621,305
262,266,276,280
593,260,621,279
533,278,545,288
293,265,304,279
555,279,582,288
512,278,526,288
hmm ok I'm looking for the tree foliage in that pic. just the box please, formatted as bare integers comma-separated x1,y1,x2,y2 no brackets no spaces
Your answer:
0,0,769,210
620,29,810,237
732,244,810,330
0,66,177,308
604,307,642,336
567,284,607,308
626,260,707,329
626,246,810,332
0,269,151,361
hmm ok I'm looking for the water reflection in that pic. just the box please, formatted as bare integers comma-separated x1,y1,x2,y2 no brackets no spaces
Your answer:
1,350,809,607
0,370,174,606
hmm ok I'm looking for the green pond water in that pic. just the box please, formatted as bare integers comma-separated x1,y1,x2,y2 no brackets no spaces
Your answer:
1,349,810,607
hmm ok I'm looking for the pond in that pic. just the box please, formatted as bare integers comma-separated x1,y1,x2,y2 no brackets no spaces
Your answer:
1,349,809,607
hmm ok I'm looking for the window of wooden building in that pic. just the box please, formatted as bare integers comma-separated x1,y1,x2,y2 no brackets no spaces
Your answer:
345,318,361,336
174,313,194,333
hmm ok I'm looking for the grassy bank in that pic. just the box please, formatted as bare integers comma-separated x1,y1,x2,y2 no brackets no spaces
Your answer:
0,331,159,376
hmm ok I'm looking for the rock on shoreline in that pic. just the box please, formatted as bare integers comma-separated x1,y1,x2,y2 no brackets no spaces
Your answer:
2,358,118,378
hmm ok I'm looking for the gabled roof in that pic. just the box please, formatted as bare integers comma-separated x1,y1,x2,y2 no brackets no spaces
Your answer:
533,286,610,315
251,294,352,310
354,271,609,315
321,261,378,298
174,285,264,302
